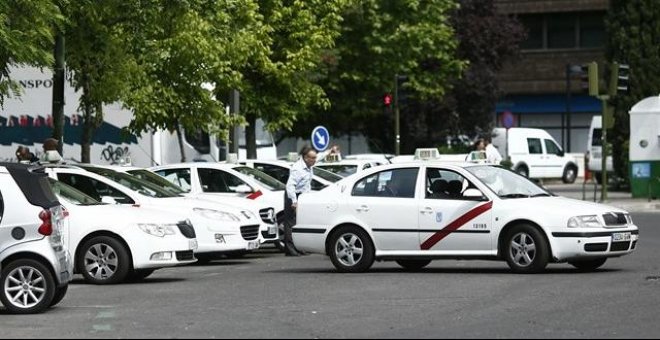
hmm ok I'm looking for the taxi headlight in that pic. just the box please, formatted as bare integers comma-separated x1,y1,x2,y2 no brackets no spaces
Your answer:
138,224,176,237
567,215,603,228
193,208,241,222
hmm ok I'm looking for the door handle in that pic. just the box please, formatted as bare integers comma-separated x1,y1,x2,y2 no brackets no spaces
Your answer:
356,205,370,212
420,207,433,215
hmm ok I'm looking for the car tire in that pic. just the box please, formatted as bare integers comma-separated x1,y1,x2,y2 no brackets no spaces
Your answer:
50,284,68,307
1,259,56,314
328,226,375,273
515,165,529,178
503,224,549,274
78,236,130,285
569,258,607,272
396,260,432,271
562,165,578,184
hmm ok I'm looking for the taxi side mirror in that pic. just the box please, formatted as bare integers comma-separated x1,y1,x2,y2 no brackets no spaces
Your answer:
463,188,486,201
234,184,253,194
101,196,118,204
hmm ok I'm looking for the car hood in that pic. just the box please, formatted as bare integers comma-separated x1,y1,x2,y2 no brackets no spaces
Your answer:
498,196,628,222
148,196,258,224
62,203,187,226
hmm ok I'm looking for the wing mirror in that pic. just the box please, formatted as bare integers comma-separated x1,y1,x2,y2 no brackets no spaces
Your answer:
101,196,118,204
463,188,486,200
234,184,253,194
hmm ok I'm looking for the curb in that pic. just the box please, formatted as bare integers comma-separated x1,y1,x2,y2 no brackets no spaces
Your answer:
600,201,660,213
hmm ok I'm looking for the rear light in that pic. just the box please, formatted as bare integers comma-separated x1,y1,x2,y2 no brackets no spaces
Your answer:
38,210,53,236
246,190,263,200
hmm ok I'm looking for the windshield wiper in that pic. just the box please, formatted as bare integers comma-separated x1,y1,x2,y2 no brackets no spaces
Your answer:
530,193,553,197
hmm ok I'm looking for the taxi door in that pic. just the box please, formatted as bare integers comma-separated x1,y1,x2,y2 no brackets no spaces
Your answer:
418,167,492,252
346,167,421,251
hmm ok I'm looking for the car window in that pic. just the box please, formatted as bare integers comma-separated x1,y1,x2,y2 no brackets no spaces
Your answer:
57,173,135,204
527,138,543,154
591,128,602,146
130,169,186,195
198,168,247,193
48,178,102,206
255,163,289,184
544,139,561,155
425,168,477,200
154,168,192,193
352,168,418,198
311,179,326,191
233,166,286,191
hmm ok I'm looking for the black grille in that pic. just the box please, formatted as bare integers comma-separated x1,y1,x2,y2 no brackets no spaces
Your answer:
261,230,277,240
259,208,276,224
176,221,196,239
610,241,631,252
176,250,195,261
584,243,608,252
240,225,260,241
603,213,627,226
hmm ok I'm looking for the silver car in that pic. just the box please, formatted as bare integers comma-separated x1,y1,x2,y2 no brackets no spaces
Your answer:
0,163,72,314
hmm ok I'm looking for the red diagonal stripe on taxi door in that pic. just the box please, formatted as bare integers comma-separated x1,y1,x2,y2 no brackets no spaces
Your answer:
420,201,493,250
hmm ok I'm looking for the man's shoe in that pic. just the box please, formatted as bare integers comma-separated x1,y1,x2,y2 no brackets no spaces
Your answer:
285,251,300,257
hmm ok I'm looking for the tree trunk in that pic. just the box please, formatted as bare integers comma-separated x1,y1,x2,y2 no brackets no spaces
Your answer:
176,124,187,162
51,32,65,155
80,78,93,163
246,112,257,159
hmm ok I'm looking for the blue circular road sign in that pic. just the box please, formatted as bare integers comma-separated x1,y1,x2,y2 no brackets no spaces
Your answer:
311,126,330,151
502,111,515,129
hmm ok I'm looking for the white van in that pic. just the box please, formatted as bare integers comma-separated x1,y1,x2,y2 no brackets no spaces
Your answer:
586,116,614,183
492,127,579,183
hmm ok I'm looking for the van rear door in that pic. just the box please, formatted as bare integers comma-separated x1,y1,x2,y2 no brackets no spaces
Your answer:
543,138,566,178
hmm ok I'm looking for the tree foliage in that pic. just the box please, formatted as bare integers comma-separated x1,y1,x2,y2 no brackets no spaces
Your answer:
0,0,65,106
606,0,660,182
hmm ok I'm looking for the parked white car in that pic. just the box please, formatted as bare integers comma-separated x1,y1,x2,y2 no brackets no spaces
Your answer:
492,127,579,183
49,179,197,284
239,159,342,190
105,166,278,246
150,163,286,227
0,163,72,314
587,115,614,183
44,165,261,259
293,162,638,273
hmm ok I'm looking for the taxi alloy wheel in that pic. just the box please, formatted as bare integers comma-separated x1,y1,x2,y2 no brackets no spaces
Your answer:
562,166,578,184
504,224,549,274
329,226,375,273
1,259,56,314
79,236,130,285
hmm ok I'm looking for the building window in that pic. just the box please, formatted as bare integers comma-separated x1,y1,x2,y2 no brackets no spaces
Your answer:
519,11,605,50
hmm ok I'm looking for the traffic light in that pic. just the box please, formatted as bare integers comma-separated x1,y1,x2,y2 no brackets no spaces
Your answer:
580,62,599,96
383,93,392,107
617,64,630,94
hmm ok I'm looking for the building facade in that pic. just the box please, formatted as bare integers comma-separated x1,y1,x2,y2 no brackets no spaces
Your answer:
495,0,609,153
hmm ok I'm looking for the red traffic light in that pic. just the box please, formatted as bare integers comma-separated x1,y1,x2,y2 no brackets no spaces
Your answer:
383,93,392,107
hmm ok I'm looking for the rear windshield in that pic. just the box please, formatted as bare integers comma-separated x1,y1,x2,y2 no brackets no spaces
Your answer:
2,163,59,209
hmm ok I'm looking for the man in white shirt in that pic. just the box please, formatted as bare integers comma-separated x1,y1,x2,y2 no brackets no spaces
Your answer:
283,146,317,256
485,137,502,165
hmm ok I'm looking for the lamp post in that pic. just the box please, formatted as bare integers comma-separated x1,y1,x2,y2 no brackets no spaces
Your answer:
394,74,408,155
565,64,583,152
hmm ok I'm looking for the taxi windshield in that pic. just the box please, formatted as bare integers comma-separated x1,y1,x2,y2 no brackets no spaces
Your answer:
466,166,552,199
313,167,343,183
233,166,286,191
316,164,358,177
127,169,186,195
79,166,180,198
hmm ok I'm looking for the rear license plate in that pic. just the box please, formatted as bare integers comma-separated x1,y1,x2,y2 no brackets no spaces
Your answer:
612,232,631,242
189,239,198,250
247,241,260,250
268,226,278,235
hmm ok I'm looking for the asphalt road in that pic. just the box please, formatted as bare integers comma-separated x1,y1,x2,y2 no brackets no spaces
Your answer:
1,213,659,338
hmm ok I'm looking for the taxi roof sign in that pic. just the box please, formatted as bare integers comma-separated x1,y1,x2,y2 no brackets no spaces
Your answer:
287,152,299,162
414,148,440,160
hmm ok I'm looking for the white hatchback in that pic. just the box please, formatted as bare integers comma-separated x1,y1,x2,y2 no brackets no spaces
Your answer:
293,162,639,273
50,179,197,284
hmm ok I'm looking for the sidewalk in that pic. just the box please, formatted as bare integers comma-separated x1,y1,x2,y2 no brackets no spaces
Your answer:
544,182,660,213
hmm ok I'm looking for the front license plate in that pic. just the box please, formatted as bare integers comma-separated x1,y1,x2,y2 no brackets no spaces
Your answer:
247,241,260,250
189,239,198,250
612,232,631,242
268,225,278,235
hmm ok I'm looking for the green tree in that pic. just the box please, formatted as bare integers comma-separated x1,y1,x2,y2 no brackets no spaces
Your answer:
225,0,348,159
605,0,660,184
291,0,464,153
0,0,64,106
63,0,138,162
122,0,262,161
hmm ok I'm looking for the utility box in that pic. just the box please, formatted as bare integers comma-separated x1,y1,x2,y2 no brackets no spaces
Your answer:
628,95,660,198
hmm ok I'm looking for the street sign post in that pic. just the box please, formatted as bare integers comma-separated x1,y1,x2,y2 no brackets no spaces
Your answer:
311,126,330,152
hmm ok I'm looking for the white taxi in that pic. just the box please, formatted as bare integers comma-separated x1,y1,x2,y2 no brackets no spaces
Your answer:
293,162,639,273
